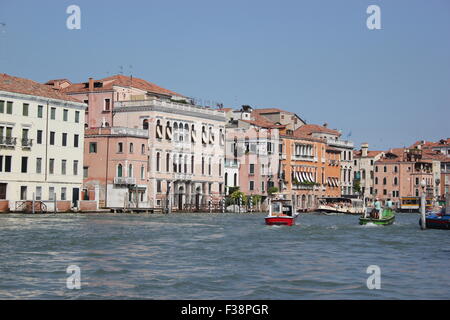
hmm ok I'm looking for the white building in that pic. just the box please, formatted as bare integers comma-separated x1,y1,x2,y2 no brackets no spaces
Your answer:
353,143,384,202
0,74,86,211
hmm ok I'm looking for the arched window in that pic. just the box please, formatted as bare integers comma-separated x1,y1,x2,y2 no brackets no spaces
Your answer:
173,154,177,173
375,177,378,184
141,144,145,154
128,164,133,177
184,155,188,173
129,143,134,153
143,119,149,130
191,155,194,174
383,177,386,185
219,161,222,176
201,157,205,175
225,172,228,186
174,123,179,142
208,158,212,175
117,164,123,177
184,123,189,142
394,177,398,185
178,154,182,173
234,173,237,186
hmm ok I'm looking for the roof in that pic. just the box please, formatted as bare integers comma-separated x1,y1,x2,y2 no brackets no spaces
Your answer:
294,124,341,137
61,74,184,97
253,108,294,115
45,78,72,85
353,150,384,158
0,73,83,103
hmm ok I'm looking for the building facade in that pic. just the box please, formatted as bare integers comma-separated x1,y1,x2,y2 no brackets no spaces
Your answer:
0,74,86,212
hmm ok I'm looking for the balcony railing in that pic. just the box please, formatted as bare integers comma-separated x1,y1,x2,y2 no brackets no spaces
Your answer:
0,136,16,146
174,173,193,181
21,138,33,148
326,138,354,149
293,154,314,161
113,177,136,185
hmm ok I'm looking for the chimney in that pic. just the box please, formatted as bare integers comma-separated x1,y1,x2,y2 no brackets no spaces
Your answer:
88,77,94,91
361,143,369,157
323,123,328,128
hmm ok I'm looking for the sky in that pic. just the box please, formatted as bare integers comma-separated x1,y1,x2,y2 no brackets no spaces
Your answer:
0,0,449,150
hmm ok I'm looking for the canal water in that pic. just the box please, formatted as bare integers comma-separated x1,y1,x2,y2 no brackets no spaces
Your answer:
0,212,448,299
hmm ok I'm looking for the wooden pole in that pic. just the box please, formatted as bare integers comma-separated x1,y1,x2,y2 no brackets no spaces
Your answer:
420,184,426,230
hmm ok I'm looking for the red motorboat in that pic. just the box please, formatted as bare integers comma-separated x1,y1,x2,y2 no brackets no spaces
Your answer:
265,196,298,226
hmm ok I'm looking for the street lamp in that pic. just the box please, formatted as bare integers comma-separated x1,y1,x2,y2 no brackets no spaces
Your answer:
420,179,426,230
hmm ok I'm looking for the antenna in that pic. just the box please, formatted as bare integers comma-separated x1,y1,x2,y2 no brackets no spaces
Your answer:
0,23,6,34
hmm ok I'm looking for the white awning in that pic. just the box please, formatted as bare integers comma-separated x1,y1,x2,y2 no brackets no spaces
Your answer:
296,172,303,183
309,172,314,183
303,172,310,183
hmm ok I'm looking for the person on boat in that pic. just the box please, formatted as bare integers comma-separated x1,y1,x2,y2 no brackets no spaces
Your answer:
372,198,381,219
386,198,393,209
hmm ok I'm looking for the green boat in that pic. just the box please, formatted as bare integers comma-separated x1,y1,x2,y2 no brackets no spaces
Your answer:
359,208,395,226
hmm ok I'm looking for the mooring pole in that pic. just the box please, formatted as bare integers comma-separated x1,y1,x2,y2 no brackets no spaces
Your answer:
32,192,35,214
420,179,426,230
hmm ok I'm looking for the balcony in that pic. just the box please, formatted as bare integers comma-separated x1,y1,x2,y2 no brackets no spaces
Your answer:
174,173,193,181
292,154,314,161
21,138,33,148
0,136,16,147
326,138,354,149
114,177,136,185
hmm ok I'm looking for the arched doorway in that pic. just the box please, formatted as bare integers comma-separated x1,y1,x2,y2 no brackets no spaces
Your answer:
195,187,201,210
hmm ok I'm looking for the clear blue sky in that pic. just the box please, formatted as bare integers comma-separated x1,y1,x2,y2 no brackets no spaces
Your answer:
1,0,449,150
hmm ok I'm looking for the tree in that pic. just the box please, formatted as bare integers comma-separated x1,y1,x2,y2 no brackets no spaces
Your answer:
267,186,279,196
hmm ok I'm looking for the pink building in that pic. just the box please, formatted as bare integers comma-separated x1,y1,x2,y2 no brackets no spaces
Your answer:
374,148,434,207
83,127,149,209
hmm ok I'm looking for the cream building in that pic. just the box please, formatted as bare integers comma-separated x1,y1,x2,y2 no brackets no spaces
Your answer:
353,143,384,203
0,74,86,211
113,97,227,211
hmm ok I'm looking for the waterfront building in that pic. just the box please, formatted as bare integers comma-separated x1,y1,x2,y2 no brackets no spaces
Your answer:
0,74,86,212
279,130,327,211
353,143,384,204
113,97,226,211
373,147,434,206
83,127,149,208
295,124,354,196
224,106,282,204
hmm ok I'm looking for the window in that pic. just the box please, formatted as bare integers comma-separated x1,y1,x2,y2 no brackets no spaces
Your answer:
21,157,28,173
0,183,6,200
0,100,4,113
191,155,194,174
249,181,254,191
36,187,42,201
49,159,55,174
104,99,111,111
249,164,255,174
118,142,123,153
117,164,123,177
383,166,387,172
156,152,160,172
74,134,79,148
89,142,97,153
36,158,42,174
208,158,211,176
394,177,398,185
6,101,13,114
75,111,80,123
73,160,78,176
375,166,378,172
383,189,387,195
49,187,55,201
128,164,133,177
20,186,27,200
61,160,67,175
62,133,67,146
63,109,68,121
166,153,170,172
141,144,145,154
61,187,67,201
261,181,265,192
4,156,11,172
157,180,162,193
129,143,134,153
50,107,56,120
140,165,145,179
383,177,386,185
201,157,205,175
83,166,88,178
37,130,43,144
394,166,398,173
375,177,378,184
0,156,2,172
38,105,43,118
50,131,55,145
22,103,29,116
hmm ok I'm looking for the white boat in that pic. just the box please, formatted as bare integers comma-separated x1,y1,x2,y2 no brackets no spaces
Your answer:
317,197,365,215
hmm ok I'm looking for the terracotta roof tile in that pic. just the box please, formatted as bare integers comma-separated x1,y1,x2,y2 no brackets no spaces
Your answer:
294,124,341,137
0,73,83,103
62,74,184,97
